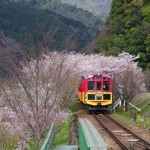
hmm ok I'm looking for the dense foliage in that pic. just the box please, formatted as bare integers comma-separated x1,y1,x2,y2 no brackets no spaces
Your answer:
94,0,150,68
0,0,92,51
12,0,112,20
39,0,102,33
60,0,112,19
10,0,102,34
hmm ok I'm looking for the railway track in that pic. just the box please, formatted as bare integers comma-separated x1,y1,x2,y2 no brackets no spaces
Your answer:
93,114,150,150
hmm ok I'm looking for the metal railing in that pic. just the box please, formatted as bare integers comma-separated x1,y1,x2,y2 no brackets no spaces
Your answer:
79,118,107,150
40,122,55,150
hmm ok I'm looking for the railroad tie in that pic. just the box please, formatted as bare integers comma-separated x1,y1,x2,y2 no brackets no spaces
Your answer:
112,130,123,133
122,134,131,137
127,139,139,142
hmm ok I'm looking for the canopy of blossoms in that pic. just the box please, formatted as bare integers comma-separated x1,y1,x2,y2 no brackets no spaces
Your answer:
65,52,140,76
0,51,144,149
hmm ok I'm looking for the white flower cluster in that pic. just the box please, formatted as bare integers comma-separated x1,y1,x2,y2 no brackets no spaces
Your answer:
65,51,141,76
1,51,144,148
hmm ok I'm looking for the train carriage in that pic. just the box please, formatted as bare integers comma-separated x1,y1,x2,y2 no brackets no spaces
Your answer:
78,74,112,111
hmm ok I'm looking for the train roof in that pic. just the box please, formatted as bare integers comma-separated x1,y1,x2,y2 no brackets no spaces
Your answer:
81,74,112,80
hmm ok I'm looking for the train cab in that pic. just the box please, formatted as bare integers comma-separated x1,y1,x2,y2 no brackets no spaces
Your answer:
78,74,112,111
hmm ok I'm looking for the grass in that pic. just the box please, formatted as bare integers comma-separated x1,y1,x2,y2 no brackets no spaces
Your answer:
131,93,150,114
0,128,19,150
112,111,150,129
111,111,136,124
68,99,85,113
112,93,150,129
55,116,73,146
54,99,85,146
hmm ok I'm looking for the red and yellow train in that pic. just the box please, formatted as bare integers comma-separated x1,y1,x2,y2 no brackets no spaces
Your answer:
78,74,112,111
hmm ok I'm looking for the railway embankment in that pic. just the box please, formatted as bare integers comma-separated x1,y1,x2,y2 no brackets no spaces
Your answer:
54,93,150,148
112,93,150,130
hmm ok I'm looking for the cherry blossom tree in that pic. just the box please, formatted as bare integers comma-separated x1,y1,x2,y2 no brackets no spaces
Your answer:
65,52,145,110
0,33,145,149
113,69,144,111
1,50,80,149
0,33,78,149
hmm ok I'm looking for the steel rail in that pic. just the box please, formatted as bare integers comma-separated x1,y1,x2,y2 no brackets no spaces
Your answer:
106,114,150,149
93,114,130,150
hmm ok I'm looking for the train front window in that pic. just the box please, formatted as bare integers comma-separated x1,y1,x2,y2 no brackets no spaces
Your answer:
88,81,94,91
103,81,110,92
88,94,95,100
103,94,110,100
97,82,101,91
97,96,102,100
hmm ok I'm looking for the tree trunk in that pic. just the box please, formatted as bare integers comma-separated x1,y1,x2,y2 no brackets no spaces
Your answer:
121,99,124,109
125,100,128,111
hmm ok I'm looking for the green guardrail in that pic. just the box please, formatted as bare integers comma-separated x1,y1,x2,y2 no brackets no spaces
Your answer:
79,118,107,150
40,122,55,150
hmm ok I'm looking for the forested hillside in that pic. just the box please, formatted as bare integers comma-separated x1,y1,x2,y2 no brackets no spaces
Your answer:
93,0,150,68
60,0,112,20
10,0,102,33
0,0,92,51
39,1,102,33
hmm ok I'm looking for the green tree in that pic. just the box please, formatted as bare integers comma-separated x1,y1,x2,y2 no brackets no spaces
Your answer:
93,0,150,68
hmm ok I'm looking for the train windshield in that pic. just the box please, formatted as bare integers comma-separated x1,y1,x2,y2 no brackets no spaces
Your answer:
88,81,94,91
97,82,101,90
103,81,110,92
